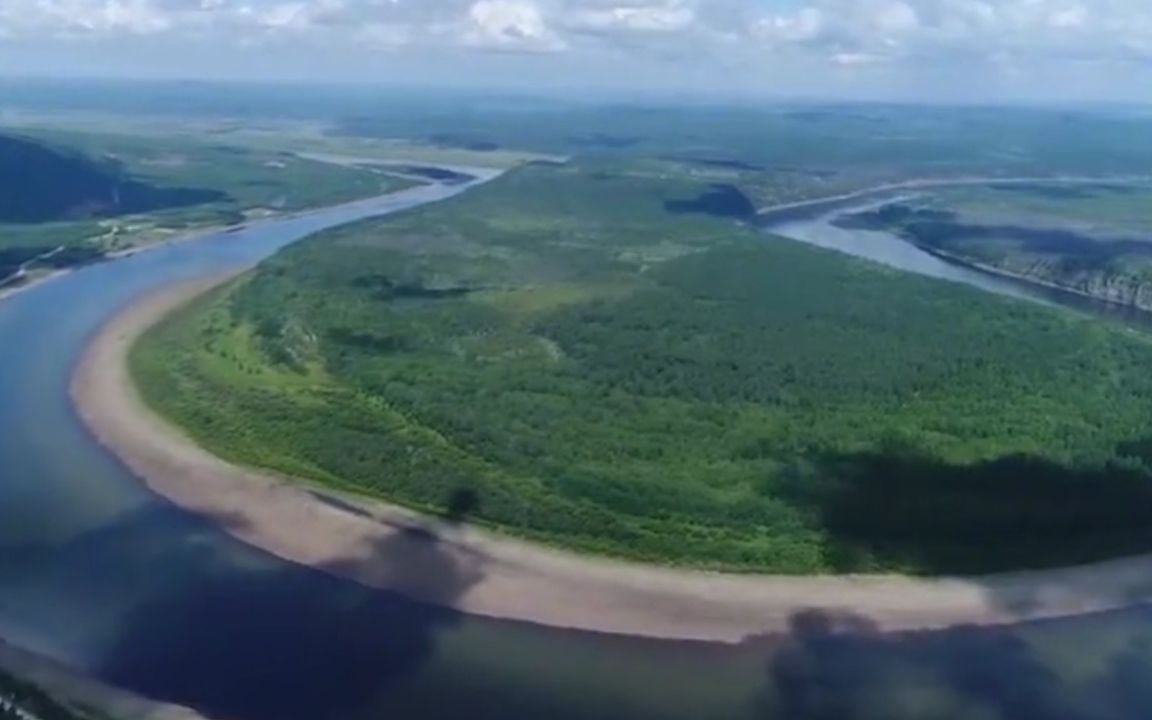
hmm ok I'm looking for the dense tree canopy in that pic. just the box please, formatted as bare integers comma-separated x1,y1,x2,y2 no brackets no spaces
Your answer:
0,133,227,224
133,163,1152,574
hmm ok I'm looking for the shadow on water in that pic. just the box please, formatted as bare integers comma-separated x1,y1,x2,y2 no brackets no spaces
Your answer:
17,483,1152,720
754,607,1152,720
88,489,487,720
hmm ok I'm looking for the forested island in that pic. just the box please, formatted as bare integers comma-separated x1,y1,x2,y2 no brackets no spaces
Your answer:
837,182,1152,311
132,161,1152,575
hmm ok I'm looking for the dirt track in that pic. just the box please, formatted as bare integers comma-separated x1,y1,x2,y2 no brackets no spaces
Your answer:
70,274,1152,643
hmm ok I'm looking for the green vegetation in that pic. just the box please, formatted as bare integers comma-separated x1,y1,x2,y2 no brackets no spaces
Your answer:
0,133,226,225
15,128,421,218
937,183,1152,232
0,129,421,283
21,97,1152,212
132,162,1152,575
0,111,556,170
840,182,1152,311
337,102,1152,208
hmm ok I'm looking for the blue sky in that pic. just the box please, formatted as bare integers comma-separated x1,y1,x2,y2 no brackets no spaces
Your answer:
1,0,1150,102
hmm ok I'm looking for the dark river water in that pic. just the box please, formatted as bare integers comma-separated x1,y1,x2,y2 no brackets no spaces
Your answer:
2,178,1152,720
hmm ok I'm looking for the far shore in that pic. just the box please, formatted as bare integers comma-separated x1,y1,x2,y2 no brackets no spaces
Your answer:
8,172,1140,309
70,273,1152,643
0,218,255,307
912,242,1152,315
756,173,1152,219
0,165,454,308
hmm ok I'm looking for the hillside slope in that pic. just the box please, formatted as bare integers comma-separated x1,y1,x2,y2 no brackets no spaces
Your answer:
0,133,226,224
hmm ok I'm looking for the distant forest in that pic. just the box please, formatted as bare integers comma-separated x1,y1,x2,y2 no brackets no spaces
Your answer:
0,134,226,224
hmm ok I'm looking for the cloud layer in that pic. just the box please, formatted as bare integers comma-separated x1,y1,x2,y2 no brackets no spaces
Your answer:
1,0,1151,97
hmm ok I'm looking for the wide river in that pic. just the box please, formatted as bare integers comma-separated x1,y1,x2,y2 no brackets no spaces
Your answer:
2,177,1152,720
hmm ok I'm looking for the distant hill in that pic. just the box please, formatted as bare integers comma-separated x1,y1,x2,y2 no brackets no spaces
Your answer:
0,133,227,224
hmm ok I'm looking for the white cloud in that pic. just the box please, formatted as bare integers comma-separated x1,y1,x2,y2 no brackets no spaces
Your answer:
755,7,824,43
754,0,1152,66
2,0,175,35
1048,5,1088,29
830,51,884,66
1,0,1152,90
464,0,564,51
566,1,695,34
873,2,918,34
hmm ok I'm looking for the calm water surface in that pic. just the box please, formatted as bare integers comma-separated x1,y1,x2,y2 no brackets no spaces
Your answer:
764,193,1152,328
1,178,1152,720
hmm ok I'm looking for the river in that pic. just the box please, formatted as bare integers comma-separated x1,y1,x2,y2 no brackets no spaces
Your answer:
763,189,1152,330
2,177,1152,720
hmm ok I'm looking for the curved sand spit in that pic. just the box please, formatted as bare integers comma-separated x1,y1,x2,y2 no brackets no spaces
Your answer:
72,274,1152,643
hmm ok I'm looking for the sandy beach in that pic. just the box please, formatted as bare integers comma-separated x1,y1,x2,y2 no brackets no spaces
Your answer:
70,274,1152,643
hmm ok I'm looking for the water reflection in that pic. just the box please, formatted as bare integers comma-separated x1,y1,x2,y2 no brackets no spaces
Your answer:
93,506,480,720
753,607,1152,720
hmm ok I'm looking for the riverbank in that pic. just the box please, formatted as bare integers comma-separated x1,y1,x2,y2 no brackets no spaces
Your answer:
70,273,1152,643
912,242,1152,316
0,268,71,305
0,218,250,307
764,175,1152,319
0,163,458,307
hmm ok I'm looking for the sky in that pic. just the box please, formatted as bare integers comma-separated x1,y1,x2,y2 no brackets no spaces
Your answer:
0,0,1150,102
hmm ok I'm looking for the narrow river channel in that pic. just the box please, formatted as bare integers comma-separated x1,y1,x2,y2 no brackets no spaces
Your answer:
763,187,1152,330
1,177,1152,720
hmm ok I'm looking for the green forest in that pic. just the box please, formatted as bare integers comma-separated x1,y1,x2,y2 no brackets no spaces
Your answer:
133,161,1152,575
